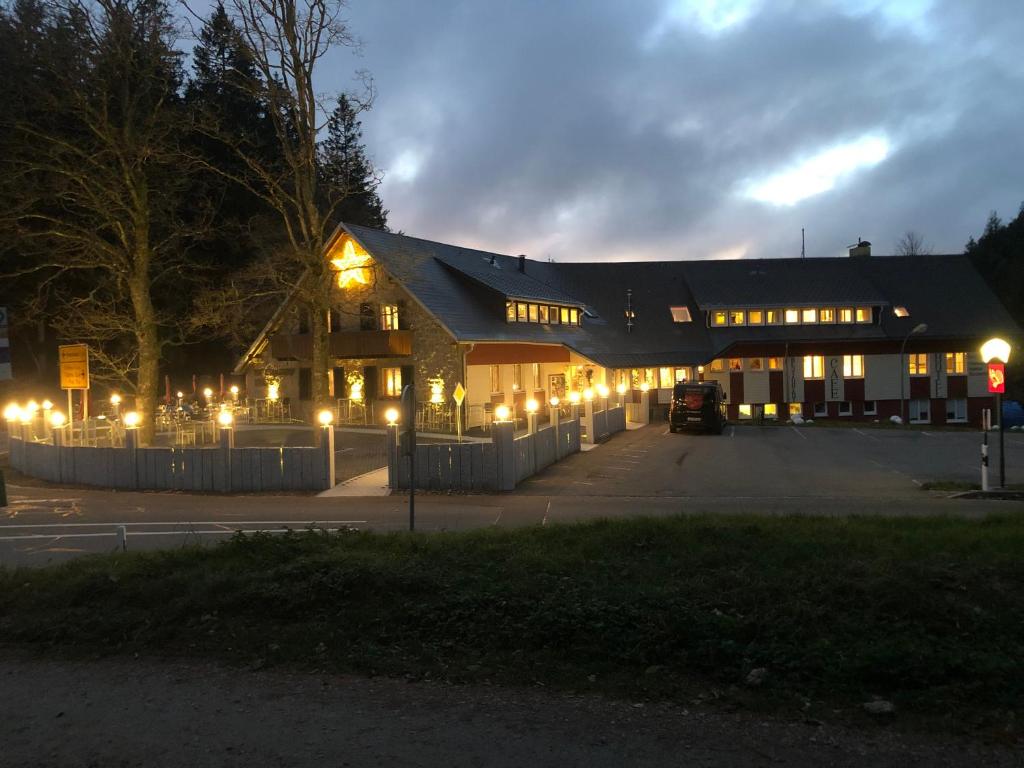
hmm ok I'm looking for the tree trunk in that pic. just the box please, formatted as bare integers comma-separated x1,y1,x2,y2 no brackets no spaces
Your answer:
310,300,330,411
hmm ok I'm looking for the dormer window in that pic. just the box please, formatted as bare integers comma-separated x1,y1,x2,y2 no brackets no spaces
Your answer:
505,300,582,326
669,306,692,323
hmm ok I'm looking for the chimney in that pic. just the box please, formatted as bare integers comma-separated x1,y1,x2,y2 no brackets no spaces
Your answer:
517,254,526,273
848,238,871,258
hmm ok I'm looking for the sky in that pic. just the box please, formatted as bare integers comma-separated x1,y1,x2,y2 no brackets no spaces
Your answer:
312,0,1023,261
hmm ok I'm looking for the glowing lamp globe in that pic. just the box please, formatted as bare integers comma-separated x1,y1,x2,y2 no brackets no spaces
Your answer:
123,411,140,428
597,384,610,398
176,391,184,399
980,337,1011,364
217,410,234,427
640,382,650,393
525,398,539,414
549,396,560,407
230,385,239,396
203,387,213,400
26,400,38,414
4,403,21,422
317,409,334,426
42,400,53,410
110,393,121,406
615,383,626,395
568,391,581,404
494,404,511,422
583,388,594,402
50,411,67,428
384,407,399,425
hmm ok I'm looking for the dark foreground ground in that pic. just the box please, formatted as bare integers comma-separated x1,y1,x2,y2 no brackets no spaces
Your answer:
2,655,1019,768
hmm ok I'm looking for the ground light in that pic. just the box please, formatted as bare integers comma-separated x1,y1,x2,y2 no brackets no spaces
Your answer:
4,403,21,422
230,385,239,400
494,404,511,422
217,410,234,427
583,388,594,402
203,387,213,401
640,382,650,393
123,412,140,428
50,411,66,428
597,384,610,399
110,394,121,406
549,396,560,407
526,399,539,413
615,383,626,395
568,391,581,405
981,337,1011,488
385,407,399,425
317,409,334,426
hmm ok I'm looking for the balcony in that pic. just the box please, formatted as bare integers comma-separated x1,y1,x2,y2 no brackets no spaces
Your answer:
269,329,413,360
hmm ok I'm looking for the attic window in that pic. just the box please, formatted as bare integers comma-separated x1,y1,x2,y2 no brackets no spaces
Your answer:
894,305,910,318
669,306,692,323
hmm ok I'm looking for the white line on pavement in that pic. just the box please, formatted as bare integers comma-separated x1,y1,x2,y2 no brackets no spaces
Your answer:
789,426,807,440
922,431,935,438
852,428,878,441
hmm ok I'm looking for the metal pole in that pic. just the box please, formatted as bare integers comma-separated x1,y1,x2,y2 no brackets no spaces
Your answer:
899,335,908,425
998,391,1005,488
981,410,989,492
409,448,415,532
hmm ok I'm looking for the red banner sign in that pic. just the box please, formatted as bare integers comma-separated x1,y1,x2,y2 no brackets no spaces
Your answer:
987,362,1006,394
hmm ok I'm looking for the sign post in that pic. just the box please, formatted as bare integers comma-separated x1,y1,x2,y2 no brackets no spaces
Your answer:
400,384,416,531
452,382,466,443
59,344,90,440
987,362,1006,488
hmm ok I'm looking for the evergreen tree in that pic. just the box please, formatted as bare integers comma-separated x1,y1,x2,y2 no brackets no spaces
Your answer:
319,94,388,230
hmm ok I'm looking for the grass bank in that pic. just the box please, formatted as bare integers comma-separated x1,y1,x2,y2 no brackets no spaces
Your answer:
2,515,1023,730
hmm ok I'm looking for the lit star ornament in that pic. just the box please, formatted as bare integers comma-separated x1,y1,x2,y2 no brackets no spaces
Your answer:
330,238,371,288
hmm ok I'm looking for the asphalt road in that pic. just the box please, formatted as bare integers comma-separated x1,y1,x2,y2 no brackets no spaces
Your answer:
1,424,1021,567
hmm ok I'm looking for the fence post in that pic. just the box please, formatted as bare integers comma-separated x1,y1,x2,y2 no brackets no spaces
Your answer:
491,420,515,491
219,426,234,491
582,398,595,444
639,389,651,424
386,423,400,489
320,424,336,491
125,427,139,490
551,406,561,451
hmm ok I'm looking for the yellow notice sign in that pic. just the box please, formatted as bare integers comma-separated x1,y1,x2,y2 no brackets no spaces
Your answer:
452,382,466,406
59,344,90,390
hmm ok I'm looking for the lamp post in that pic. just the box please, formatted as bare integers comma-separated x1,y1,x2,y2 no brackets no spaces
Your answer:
899,323,928,425
981,337,1011,488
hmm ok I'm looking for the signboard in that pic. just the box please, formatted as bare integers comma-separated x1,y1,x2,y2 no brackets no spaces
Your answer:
452,382,466,407
59,344,90,390
987,362,1005,394
0,306,10,381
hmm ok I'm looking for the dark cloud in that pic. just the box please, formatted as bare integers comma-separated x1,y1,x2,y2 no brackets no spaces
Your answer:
330,0,1024,260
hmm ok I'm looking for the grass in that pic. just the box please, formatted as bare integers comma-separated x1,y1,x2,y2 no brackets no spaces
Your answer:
2,515,1023,731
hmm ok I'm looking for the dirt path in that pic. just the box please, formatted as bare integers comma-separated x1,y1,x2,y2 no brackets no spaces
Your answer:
1,655,1018,767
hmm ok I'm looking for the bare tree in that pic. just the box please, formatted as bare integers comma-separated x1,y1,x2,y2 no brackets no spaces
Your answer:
895,230,931,256
188,0,369,411
1,0,206,443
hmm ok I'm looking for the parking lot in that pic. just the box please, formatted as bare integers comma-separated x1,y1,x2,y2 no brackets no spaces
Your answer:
519,422,1024,499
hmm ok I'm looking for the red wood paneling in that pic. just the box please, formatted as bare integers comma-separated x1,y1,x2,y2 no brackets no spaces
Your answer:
968,396,996,428
804,380,825,402
947,376,967,397
909,377,930,398
931,399,946,426
729,372,744,404
769,371,784,402
466,344,570,365
845,378,865,401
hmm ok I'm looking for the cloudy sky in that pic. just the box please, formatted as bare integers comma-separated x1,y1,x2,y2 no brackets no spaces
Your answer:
319,0,1023,261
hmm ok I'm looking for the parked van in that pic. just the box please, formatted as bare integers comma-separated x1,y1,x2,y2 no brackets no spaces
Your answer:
669,382,727,434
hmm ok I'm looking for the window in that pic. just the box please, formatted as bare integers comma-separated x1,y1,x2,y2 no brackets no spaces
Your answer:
909,398,930,423
764,403,778,419
749,358,764,371
729,310,746,325
506,301,515,322
358,303,375,330
659,367,673,388
670,306,692,323
571,308,581,325
382,367,402,397
946,398,967,423
946,352,966,375
490,365,501,393
549,306,560,324
729,358,743,371
767,357,783,371
748,310,764,325
803,355,824,379
819,308,835,323
894,305,910,318
856,307,872,323
528,304,539,322
738,404,752,420
839,308,854,323
532,363,541,390
813,402,827,417
838,401,852,416
512,364,523,391
801,308,818,324
674,367,689,383
863,400,877,416
710,359,725,372
380,304,399,331
789,403,802,416
842,355,864,378
785,308,800,324
908,353,928,376
539,305,549,323
516,302,528,322
766,309,782,325
712,311,727,326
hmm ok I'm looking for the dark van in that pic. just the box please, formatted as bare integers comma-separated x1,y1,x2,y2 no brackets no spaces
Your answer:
669,382,727,434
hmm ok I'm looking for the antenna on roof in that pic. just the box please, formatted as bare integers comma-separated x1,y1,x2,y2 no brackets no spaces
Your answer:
625,289,635,334
801,228,805,259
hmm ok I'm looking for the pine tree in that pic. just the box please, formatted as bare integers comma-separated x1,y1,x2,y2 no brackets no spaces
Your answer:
319,94,388,230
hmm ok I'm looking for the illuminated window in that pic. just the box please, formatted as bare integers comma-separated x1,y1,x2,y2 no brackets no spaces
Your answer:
539,305,549,323
569,308,579,325
894,305,909,318
842,355,864,378
839,308,854,323
908,353,928,375
659,367,673,388
748,310,764,325
801,308,818,323
789,403,802,415
738,404,752,419
856,307,872,323
766,310,782,325
819,308,835,323
749,358,764,371
712,311,727,326
512,364,523,391
785,308,800,324
382,367,402,397
532,363,541,389
380,304,399,331
729,358,743,371
764,403,778,418
946,352,966,374
549,306,560,324
528,304,539,322
670,306,692,323
767,357,783,370
560,307,570,324
710,359,725,372
506,301,515,322
517,303,528,322
803,355,824,379
490,365,501,393
729,310,746,325
675,368,689,383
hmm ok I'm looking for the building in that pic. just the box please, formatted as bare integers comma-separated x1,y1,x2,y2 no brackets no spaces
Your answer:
236,224,1020,428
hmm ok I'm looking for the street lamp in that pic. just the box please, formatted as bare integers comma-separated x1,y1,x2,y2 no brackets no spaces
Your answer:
494,404,511,422
899,322,928,425
123,411,140,428
385,407,399,425
217,410,234,428
981,337,1011,488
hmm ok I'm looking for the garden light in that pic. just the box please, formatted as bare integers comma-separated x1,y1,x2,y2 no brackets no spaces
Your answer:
640,382,650,393
385,407,399,425
583,388,594,401
494,404,511,421
4,403,21,422
568,391,581,404
317,409,334,426
217,410,234,427
526,398,539,414
549,396,560,407
597,384,610,398
50,411,67,428
615,383,626,395
123,411,140,428
110,393,121,406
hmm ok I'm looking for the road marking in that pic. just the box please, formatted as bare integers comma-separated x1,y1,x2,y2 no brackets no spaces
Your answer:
572,481,594,486
603,466,632,471
852,428,878,441
911,479,922,486
789,426,807,440
730,427,735,438
661,428,670,436
922,431,935,438
542,500,551,526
